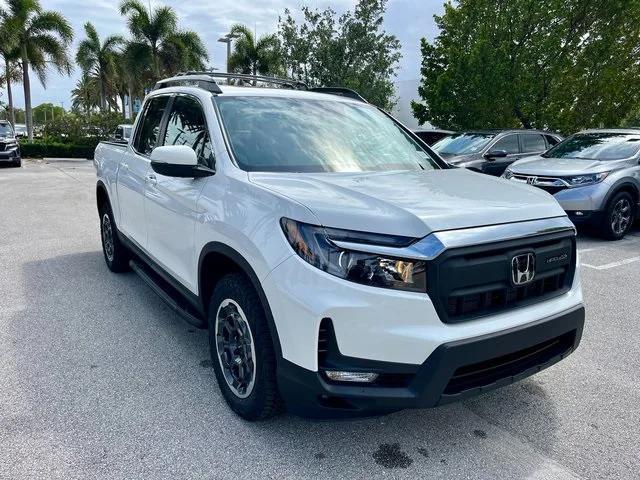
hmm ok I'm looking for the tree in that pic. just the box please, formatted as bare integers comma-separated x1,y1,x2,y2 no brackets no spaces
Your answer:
32,102,65,124
412,0,640,133
228,24,282,79
3,0,73,141
71,74,100,115
76,22,123,111
278,0,401,110
119,1,208,81
0,8,22,126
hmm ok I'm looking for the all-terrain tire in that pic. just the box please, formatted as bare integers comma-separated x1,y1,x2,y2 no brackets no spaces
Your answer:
208,273,283,420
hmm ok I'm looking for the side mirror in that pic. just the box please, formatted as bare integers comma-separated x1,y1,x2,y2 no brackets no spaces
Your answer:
485,149,508,160
114,131,123,140
150,145,214,178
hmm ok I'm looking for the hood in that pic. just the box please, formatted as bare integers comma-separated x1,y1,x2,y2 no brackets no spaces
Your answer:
249,169,566,238
437,153,479,165
511,155,620,176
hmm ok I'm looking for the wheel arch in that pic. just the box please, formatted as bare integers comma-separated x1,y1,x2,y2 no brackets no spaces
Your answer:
603,180,640,211
96,180,111,213
198,242,283,359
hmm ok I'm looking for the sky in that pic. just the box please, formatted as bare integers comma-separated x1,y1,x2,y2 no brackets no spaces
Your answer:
2,0,444,109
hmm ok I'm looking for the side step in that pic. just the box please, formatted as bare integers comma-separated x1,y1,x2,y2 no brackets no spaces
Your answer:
129,259,206,328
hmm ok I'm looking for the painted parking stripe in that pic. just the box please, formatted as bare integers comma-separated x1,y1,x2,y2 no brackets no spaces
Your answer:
582,256,640,270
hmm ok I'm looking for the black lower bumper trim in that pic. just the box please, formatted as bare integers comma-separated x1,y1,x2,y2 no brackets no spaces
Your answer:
277,305,585,418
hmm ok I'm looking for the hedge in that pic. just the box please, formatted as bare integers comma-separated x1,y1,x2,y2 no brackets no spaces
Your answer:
20,141,97,160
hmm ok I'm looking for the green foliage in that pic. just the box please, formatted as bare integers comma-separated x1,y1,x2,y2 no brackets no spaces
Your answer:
413,0,640,134
119,0,208,81
20,141,96,159
278,0,401,110
228,24,283,77
32,103,65,124
42,112,123,145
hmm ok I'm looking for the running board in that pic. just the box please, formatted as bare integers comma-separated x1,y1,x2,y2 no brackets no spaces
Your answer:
129,259,206,328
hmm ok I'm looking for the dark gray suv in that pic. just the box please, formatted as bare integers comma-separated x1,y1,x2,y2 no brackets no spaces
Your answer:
432,129,562,176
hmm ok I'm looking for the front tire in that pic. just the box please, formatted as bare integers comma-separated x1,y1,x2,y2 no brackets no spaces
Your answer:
208,273,283,420
99,202,130,272
600,191,635,240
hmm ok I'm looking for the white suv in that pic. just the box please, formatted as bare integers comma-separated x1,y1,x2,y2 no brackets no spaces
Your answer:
94,73,585,420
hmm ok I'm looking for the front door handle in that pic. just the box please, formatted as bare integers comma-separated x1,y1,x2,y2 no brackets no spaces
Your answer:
145,173,157,186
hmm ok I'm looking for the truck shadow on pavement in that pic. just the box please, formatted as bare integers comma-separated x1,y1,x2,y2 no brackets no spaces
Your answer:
11,250,563,479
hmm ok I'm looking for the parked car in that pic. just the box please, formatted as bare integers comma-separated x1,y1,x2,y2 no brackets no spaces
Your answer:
504,129,640,239
13,123,27,139
432,129,562,176
413,128,454,146
0,121,22,167
94,72,584,420
112,124,133,143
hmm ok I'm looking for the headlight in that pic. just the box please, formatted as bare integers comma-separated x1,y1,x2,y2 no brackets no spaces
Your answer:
567,172,609,187
280,218,427,292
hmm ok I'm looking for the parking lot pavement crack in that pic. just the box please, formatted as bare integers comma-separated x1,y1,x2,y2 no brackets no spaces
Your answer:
462,404,586,480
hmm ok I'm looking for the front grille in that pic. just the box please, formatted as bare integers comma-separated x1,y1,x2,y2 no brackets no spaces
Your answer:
427,231,576,323
0,143,6,152
443,330,576,395
535,185,568,195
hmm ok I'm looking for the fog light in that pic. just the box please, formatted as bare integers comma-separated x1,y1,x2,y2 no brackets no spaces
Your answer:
575,211,584,216
324,370,379,383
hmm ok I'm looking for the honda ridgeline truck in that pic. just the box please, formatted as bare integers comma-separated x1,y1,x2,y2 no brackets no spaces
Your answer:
94,73,585,420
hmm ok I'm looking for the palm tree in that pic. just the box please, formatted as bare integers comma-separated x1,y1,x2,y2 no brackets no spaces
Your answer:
227,24,282,79
0,9,21,126
119,1,208,81
4,0,73,141
71,74,99,115
0,55,22,126
76,22,123,111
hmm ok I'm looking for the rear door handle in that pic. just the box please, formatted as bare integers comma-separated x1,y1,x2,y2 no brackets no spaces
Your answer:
145,173,157,186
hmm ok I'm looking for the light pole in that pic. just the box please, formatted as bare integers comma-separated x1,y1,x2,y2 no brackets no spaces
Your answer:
218,32,240,73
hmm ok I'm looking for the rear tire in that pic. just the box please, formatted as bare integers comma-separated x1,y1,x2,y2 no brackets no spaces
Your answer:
99,201,130,272
600,191,635,240
208,273,283,420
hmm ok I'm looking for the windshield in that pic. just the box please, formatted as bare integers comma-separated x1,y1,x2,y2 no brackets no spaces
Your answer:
432,133,495,155
0,123,13,136
544,133,640,160
215,96,441,173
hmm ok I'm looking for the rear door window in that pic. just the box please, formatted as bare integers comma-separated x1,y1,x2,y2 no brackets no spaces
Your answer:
521,134,547,153
133,96,169,155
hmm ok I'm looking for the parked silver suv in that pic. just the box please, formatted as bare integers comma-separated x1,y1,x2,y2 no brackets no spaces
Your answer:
504,129,640,239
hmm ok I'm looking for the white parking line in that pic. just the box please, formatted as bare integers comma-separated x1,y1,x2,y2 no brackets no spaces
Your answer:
582,256,640,270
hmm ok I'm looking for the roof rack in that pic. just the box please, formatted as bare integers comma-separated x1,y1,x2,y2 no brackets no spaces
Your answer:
153,72,367,103
309,87,367,103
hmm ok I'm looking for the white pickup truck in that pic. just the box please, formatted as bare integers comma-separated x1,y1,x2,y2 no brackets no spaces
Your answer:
94,73,585,420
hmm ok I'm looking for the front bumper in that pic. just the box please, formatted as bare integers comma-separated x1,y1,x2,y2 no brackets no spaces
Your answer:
278,305,585,417
0,148,20,161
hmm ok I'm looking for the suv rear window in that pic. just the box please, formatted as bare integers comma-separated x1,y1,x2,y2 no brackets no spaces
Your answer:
215,96,440,173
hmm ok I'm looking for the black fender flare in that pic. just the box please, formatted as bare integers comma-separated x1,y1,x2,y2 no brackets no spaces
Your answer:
601,180,640,211
198,242,283,360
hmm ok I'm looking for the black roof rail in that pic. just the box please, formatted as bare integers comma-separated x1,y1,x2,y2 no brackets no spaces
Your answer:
154,74,223,93
309,87,367,103
180,71,308,90
154,72,367,103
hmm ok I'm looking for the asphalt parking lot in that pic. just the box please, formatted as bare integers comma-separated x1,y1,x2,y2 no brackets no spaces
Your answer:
1,159,639,480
